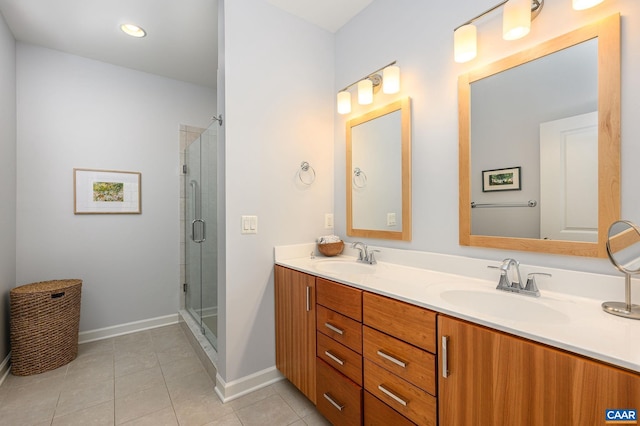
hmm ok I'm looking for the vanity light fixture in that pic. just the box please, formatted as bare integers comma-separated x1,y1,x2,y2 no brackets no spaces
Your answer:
336,61,400,115
453,0,544,63
120,23,146,38
573,0,604,10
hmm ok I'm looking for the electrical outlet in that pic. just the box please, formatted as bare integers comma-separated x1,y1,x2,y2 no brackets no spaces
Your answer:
325,213,334,229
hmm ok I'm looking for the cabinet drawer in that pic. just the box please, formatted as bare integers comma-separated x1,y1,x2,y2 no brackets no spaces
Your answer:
364,391,416,426
316,358,362,426
317,305,362,354
317,278,362,321
363,326,436,396
363,292,436,353
317,332,363,386
364,359,437,426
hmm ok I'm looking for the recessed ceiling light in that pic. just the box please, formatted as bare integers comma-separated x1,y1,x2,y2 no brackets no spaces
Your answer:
120,24,146,38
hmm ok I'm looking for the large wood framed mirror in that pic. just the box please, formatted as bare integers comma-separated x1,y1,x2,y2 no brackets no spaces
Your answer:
459,14,620,257
347,97,411,241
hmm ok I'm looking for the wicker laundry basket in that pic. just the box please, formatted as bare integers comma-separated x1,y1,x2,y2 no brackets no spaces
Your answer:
10,279,82,376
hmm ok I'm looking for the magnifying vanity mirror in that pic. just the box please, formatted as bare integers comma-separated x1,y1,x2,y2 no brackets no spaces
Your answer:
603,220,640,320
459,14,620,257
347,97,411,241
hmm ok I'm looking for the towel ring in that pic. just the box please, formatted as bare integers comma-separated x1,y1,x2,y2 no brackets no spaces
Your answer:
298,161,316,185
353,168,367,188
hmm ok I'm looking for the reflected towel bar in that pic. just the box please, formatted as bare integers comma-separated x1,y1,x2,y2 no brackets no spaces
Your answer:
471,200,537,208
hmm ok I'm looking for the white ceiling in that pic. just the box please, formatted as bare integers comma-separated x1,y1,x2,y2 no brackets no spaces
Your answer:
0,0,372,89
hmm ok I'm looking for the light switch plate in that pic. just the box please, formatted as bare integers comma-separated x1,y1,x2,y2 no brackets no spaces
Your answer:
241,215,258,234
325,213,334,229
387,213,397,226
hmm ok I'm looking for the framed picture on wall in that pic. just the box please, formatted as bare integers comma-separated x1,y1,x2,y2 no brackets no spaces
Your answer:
74,168,141,214
482,167,521,192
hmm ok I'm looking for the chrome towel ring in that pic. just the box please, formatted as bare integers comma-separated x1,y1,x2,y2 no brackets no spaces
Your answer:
298,161,316,185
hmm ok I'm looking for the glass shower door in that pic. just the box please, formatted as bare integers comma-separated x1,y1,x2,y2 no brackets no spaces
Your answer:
184,124,217,350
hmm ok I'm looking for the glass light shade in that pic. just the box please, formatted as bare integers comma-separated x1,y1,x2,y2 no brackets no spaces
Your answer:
358,79,373,105
572,0,604,10
337,91,351,115
503,0,531,41
382,65,400,94
120,23,146,38
454,24,477,63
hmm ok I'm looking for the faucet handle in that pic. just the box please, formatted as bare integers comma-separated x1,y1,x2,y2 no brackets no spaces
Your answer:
524,272,551,296
368,249,380,264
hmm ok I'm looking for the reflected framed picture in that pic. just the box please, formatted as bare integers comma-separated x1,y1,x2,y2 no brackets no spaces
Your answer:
482,167,521,192
74,168,141,214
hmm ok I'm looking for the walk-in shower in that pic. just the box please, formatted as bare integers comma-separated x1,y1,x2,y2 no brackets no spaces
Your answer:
184,122,218,351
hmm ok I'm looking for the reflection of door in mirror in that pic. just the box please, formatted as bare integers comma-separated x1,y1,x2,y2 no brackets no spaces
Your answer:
347,97,411,241
470,38,598,240
540,112,598,242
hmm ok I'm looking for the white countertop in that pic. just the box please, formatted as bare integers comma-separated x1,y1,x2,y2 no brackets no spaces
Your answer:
275,244,640,374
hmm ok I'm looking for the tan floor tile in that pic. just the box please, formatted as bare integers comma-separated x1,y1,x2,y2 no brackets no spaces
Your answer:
160,355,204,382
203,412,243,426
55,377,114,417
2,375,64,410
115,365,165,399
173,392,234,426
227,384,277,411
64,361,114,388
156,341,196,366
0,402,57,425
152,333,190,353
235,394,300,426
4,364,68,389
67,351,114,373
115,383,172,424
166,370,214,404
77,338,115,357
115,352,158,377
52,400,114,426
119,407,178,426
301,412,332,426
273,380,316,418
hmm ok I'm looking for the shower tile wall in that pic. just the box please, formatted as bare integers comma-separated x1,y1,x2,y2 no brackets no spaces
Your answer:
179,125,206,310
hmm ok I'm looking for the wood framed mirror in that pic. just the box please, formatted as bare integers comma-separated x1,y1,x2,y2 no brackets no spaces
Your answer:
459,14,620,257
347,97,411,241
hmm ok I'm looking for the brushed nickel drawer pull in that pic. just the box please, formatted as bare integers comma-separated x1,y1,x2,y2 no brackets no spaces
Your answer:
324,322,344,335
376,350,407,368
306,286,311,312
324,350,345,366
378,385,408,407
323,393,344,411
442,335,449,378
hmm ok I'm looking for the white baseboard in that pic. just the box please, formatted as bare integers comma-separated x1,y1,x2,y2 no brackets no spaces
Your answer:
78,313,179,344
0,352,10,386
215,366,284,403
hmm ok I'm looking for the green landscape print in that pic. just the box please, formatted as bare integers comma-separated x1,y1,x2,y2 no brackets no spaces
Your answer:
489,172,514,186
93,182,124,202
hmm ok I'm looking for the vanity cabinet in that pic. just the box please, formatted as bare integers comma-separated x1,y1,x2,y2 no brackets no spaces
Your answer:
362,293,438,426
274,265,317,403
438,315,640,426
315,278,364,425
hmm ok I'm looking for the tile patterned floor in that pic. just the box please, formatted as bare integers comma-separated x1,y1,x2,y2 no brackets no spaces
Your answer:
0,324,329,426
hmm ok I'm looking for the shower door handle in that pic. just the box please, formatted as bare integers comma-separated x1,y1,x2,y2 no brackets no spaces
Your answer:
192,219,206,243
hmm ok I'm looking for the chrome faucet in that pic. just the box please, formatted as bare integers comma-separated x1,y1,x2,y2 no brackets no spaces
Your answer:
351,242,378,265
489,258,551,297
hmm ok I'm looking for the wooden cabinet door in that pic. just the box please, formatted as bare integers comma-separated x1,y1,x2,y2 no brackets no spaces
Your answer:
438,315,640,426
275,265,316,403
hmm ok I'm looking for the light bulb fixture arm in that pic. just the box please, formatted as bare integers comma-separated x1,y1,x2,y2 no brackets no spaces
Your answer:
338,60,397,93
454,0,543,31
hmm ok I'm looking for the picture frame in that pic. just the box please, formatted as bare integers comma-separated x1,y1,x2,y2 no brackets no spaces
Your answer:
482,167,521,192
74,168,141,214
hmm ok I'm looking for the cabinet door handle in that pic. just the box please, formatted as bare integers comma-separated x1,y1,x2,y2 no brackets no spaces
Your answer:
324,350,345,366
377,385,408,407
306,286,310,312
442,335,449,378
324,322,344,335
323,393,344,411
376,350,407,368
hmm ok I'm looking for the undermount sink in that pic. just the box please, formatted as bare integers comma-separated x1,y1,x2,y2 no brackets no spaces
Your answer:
440,289,570,324
314,260,376,275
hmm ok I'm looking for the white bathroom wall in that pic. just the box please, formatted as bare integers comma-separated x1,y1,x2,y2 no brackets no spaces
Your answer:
0,11,16,365
334,0,640,274
221,0,334,384
16,44,216,332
